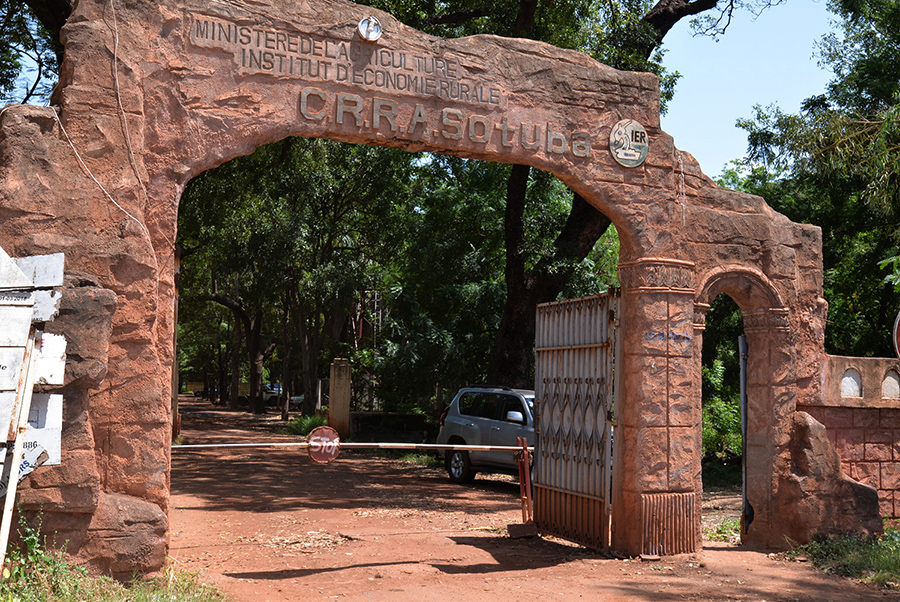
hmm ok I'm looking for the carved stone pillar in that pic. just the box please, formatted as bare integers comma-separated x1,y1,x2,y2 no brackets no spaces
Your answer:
740,308,793,548
611,258,702,556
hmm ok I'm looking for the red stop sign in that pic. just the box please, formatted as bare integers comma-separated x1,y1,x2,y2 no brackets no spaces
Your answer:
307,426,341,464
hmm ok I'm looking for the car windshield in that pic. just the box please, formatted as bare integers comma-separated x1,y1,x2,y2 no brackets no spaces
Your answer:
523,396,534,411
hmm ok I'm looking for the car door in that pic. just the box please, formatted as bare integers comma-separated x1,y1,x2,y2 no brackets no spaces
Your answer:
486,393,531,469
454,392,499,465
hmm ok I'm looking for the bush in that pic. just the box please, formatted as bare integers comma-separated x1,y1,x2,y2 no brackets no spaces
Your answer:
284,414,328,436
788,524,900,588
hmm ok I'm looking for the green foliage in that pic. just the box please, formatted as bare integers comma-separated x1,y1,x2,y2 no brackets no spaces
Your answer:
374,156,508,409
562,223,620,297
362,448,444,468
0,517,227,601
788,524,900,588
700,295,743,457
0,0,58,104
702,457,743,490
588,1,680,110
178,137,422,410
732,1,900,357
284,414,328,436
704,515,742,543
702,360,742,456
396,451,443,467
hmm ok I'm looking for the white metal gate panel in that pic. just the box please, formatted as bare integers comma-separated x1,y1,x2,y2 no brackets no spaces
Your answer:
533,292,617,550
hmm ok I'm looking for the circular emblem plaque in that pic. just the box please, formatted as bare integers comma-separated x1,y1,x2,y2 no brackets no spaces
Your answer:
609,119,649,167
307,426,341,464
357,16,383,41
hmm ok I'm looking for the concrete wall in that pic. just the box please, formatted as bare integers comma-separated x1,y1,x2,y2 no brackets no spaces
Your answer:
799,355,900,519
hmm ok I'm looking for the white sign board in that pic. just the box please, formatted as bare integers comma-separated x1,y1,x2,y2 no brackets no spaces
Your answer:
23,394,62,466
35,334,66,386
0,348,26,391
12,254,64,289
12,254,63,322
0,248,33,291
0,444,49,499
0,394,14,442
0,305,34,347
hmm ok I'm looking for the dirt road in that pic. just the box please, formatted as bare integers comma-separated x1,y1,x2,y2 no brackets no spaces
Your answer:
169,397,890,602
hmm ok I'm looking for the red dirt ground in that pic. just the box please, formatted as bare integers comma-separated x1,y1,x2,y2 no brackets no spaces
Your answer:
169,397,893,602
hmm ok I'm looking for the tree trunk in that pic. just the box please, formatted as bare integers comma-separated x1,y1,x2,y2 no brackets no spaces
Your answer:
489,172,612,386
280,292,292,421
296,307,323,416
229,317,242,410
208,293,273,413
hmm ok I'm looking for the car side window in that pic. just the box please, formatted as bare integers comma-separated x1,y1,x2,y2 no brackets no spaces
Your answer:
498,395,527,423
457,392,480,416
476,393,501,419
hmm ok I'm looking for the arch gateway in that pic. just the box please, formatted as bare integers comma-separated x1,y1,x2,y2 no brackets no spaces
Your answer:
0,0,882,575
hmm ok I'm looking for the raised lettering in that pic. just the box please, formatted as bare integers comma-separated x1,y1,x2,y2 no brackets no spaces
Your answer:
373,98,398,131
572,132,591,157
299,87,328,121
495,117,515,147
441,108,463,140
468,115,490,143
546,123,567,154
337,92,364,126
521,123,541,150
406,104,429,135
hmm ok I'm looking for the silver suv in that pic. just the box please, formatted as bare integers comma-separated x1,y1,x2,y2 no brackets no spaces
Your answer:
436,385,535,483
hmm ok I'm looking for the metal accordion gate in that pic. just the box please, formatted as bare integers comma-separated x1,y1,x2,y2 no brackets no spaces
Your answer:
533,292,618,550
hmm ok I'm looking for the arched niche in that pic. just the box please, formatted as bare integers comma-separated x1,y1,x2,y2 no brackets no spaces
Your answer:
882,370,900,399
841,368,863,398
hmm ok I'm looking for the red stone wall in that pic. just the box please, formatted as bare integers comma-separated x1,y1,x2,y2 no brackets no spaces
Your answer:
799,355,900,520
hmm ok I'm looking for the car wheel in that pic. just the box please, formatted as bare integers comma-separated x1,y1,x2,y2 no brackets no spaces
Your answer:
446,449,476,484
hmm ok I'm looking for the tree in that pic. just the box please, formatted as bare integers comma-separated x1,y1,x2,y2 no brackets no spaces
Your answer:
0,0,58,103
179,137,421,415
179,154,284,413
375,155,509,411
734,0,900,357
272,139,420,416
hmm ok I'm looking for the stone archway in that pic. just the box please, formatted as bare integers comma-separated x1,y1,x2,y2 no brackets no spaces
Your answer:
0,0,881,574
694,266,792,548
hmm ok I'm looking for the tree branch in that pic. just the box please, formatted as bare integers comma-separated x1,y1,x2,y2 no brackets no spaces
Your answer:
640,0,722,57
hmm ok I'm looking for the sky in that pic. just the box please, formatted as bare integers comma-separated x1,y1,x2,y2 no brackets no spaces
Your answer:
659,0,836,178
